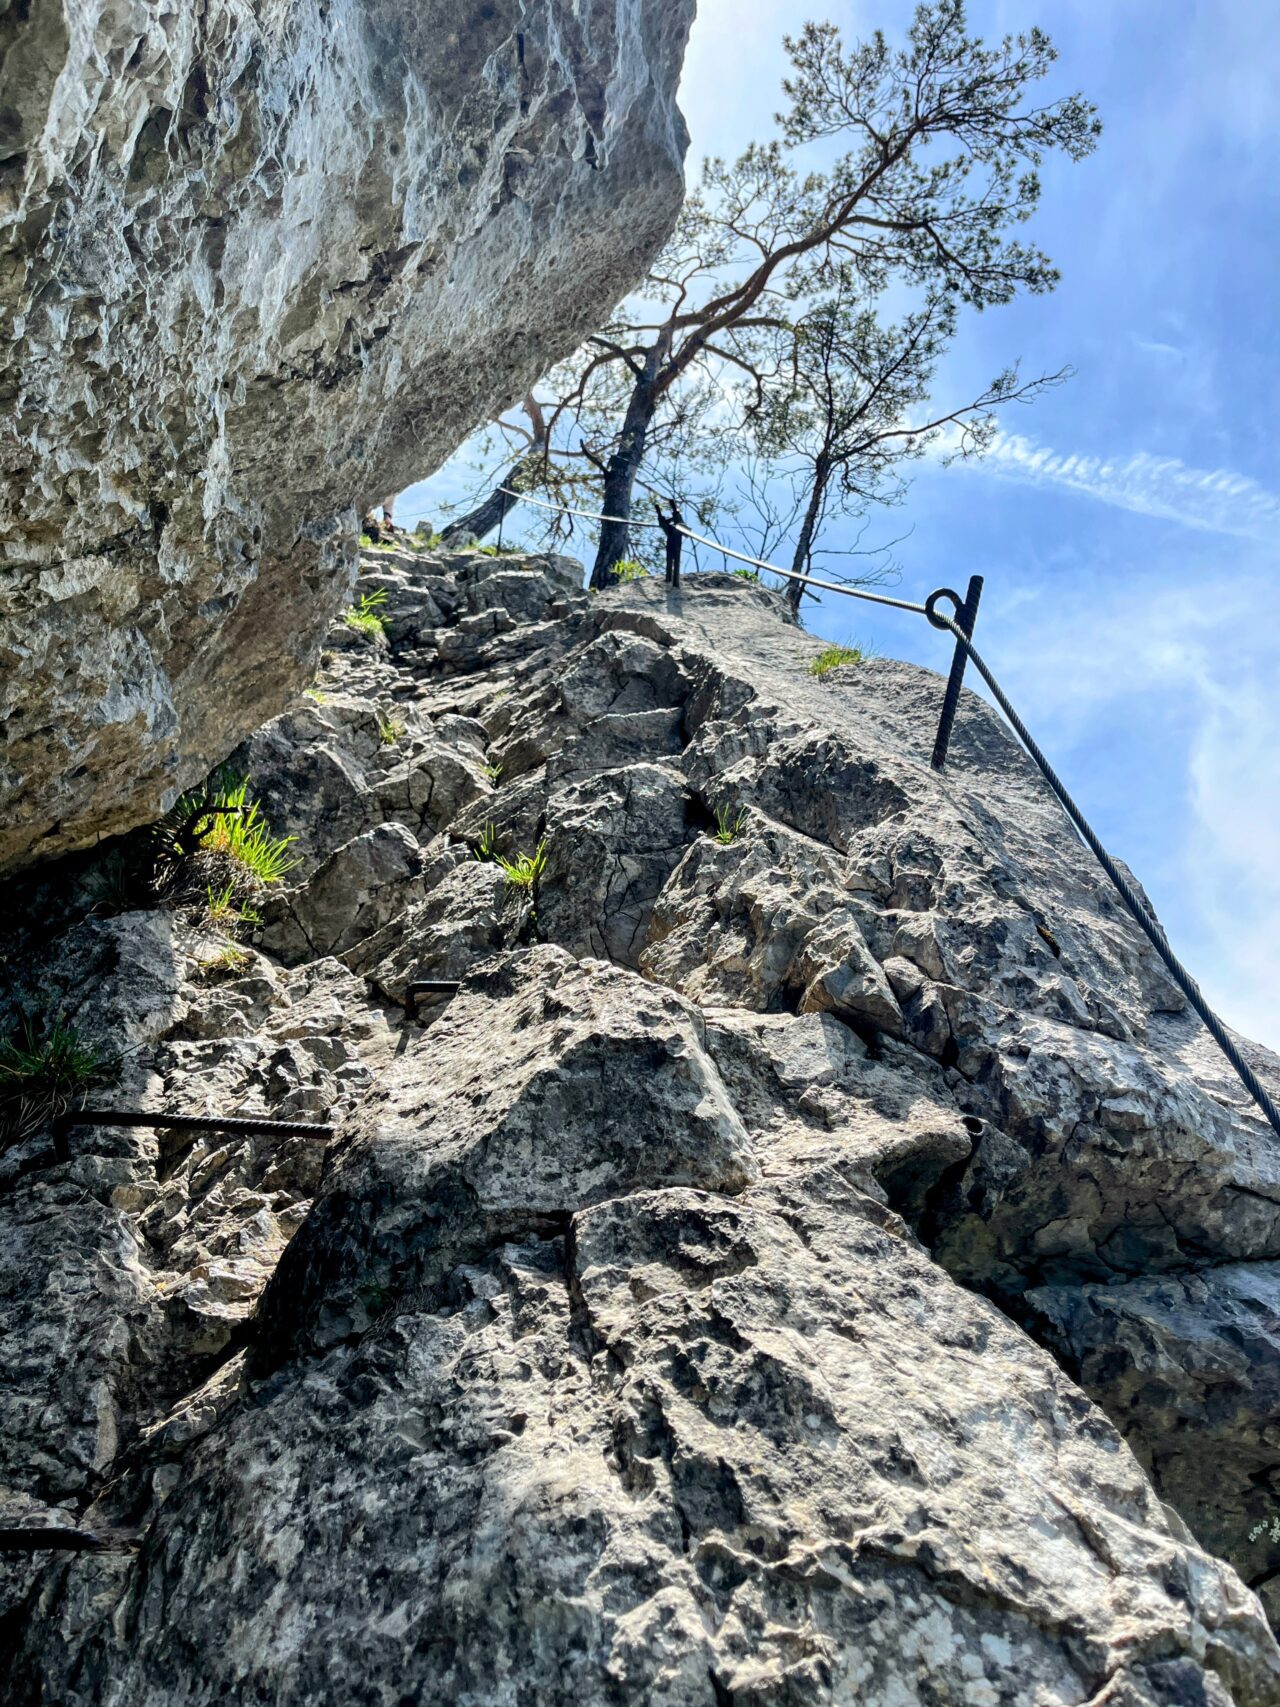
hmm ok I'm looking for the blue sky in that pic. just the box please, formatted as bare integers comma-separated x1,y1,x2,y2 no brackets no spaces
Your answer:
403,2,1280,1049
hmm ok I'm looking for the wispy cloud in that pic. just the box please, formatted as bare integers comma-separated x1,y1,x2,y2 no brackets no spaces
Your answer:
966,432,1280,543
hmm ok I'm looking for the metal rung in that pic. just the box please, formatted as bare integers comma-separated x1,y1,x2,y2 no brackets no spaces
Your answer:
0,1527,104,1553
53,1111,333,1145
405,979,461,1020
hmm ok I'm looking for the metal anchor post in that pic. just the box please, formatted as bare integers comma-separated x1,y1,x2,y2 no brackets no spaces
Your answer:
930,573,984,771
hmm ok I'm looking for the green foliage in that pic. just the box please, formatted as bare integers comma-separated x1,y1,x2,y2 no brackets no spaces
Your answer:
376,711,406,745
483,761,504,784
304,688,328,706
0,1023,109,1102
497,840,549,890
712,804,748,845
200,778,298,885
474,823,548,891
194,942,252,980
808,642,872,678
151,770,243,863
731,567,761,582
358,533,374,548
611,558,648,582
345,589,388,637
0,1021,117,1143
204,881,263,931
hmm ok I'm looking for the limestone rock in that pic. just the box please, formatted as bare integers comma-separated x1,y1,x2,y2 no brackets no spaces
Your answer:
0,0,693,875
5,545,1280,1699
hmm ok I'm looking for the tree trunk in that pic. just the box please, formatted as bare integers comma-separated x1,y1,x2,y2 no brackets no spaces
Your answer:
440,456,538,546
787,462,829,615
589,336,669,588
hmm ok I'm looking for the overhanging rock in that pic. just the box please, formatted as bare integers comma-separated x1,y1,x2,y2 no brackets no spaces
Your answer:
0,0,692,875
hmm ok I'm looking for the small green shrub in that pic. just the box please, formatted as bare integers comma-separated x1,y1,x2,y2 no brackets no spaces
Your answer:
483,761,504,784
712,804,748,845
358,533,374,548
731,567,761,583
376,711,406,745
808,642,872,678
304,688,328,706
345,589,388,637
0,1023,109,1101
498,840,548,890
611,557,648,583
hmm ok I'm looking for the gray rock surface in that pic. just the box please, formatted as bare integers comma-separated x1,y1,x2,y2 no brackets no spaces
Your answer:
4,546,1280,1700
0,0,693,876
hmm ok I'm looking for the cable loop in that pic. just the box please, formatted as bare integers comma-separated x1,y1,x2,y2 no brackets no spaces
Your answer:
924,587,965,631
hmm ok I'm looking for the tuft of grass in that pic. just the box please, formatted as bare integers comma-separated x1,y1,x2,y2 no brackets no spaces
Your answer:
376,711,406,746
497,840,548,890
204,881,263,931
712,804,748,845
731,567,760,582
473,824,548,891
0,1021,117,1145
195,942,252,980
611,557,648,583
304,688,328,706
345,589,388,637
483,761,504,784
358,533,374,548
808,642,873,678
0,1023,109,1101
200,778,298,885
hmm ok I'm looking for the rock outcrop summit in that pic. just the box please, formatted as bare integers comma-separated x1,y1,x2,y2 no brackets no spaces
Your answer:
3,539,1280,1703
0,0,692,875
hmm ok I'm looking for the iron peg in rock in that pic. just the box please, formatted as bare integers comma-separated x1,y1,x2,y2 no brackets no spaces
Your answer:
929,574,984,771
404,980,462,1021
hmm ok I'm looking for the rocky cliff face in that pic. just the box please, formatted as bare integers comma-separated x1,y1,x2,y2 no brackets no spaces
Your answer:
0,0,692,876
4,542,1280,1703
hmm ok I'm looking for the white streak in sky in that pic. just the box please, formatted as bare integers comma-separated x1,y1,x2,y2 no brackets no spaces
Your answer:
970,432,1280,542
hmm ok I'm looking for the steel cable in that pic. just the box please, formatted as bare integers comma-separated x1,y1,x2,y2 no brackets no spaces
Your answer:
928,606,1280,1139
492,483,1280,1139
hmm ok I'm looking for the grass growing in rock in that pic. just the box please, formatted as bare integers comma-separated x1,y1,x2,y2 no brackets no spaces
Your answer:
194,943,253,980
376,711,406,746
483,761,504,784
204,881,263,932
200,779,298,886
474,823,548,890
808,642,874,678
497,840,548,890
0,1021,116,1147
712,804,748,844
345,590,388,637
151,771,296,931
